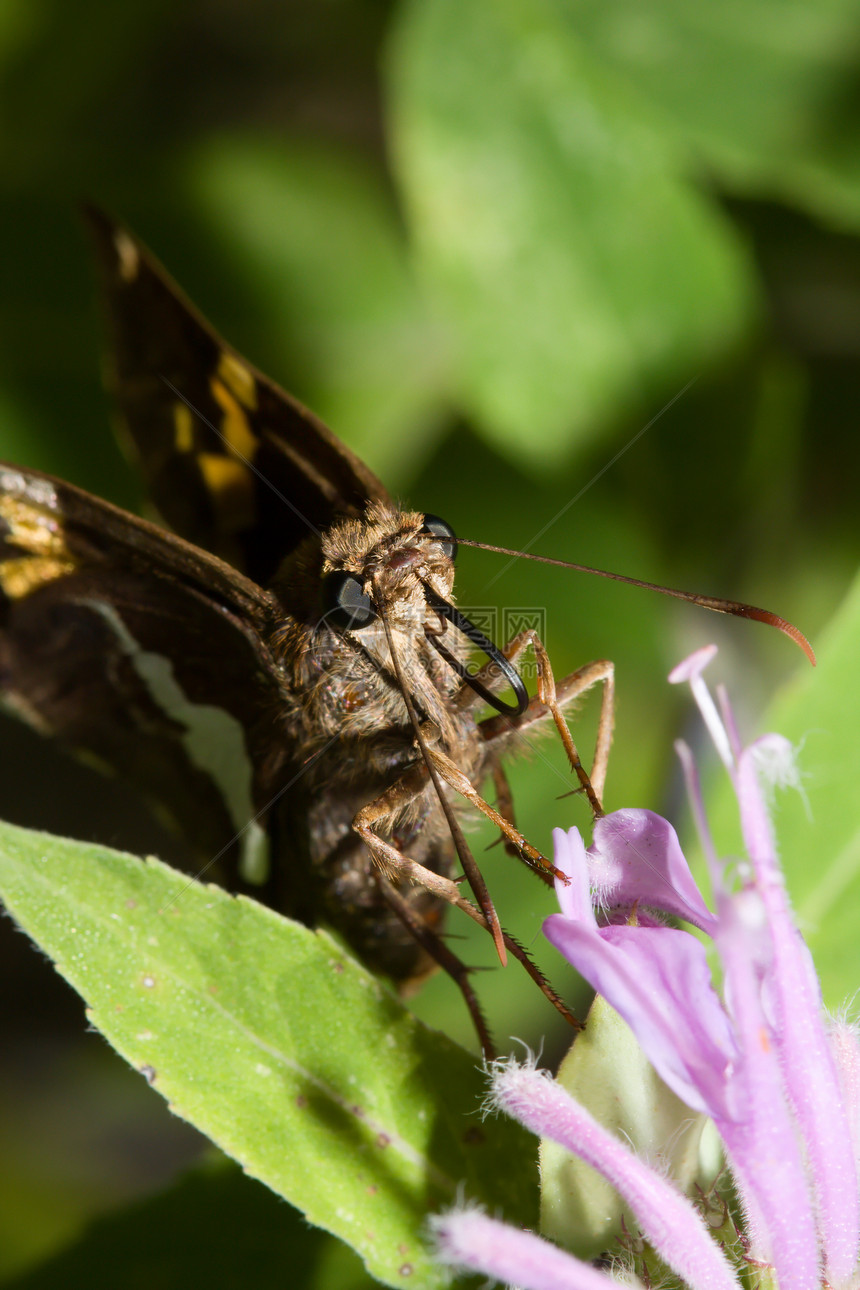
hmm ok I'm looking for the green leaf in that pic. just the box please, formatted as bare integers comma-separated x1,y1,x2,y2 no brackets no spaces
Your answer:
387,0,755,468
568,0,860,229
0,821,537,1290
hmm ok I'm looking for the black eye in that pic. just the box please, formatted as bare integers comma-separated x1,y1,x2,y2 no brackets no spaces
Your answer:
420,514,457,562
322,571,376,631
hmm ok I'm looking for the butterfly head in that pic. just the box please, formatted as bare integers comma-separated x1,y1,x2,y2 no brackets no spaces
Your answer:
319,502,458,639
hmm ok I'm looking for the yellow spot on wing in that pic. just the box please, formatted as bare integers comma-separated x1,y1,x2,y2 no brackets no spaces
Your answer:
216,352,258,411
113,230,140,283
0,555,76,599
0,494,77,598
0,495,77,601
197,452,255,531
173,401,195,452
0,495,70,556
210,376,258,462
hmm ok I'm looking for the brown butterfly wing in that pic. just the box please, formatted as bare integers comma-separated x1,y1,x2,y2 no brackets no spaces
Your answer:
0,463,288,882
84,205,391,586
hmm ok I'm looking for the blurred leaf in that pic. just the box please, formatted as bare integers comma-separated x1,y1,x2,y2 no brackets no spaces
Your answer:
568,0,860,229
0,822,537,1290
0,0,177,187
387,0,756,468
3,1158,374,1290
180,135,448,484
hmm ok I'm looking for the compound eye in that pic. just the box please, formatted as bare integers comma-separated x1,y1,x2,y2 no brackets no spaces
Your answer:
322,571,376,631
420,514,457,562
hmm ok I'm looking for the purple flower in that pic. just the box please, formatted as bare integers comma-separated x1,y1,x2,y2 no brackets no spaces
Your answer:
433,647,860,1290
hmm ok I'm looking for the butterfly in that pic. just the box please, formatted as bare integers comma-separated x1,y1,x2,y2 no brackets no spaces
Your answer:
0,210,814,1052
0,210,618,1051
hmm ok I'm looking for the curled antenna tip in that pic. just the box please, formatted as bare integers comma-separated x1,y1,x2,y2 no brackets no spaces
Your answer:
731,605,816,666
689,594,815,664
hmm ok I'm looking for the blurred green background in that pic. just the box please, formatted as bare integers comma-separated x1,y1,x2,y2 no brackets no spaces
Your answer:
1,0,859,1284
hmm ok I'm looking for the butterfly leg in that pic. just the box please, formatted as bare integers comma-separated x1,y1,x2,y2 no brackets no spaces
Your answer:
353,762,510,916
352,771,580,1039
490,761,517,838
413,742,569,883
377,875,495,1056
464,631,615,813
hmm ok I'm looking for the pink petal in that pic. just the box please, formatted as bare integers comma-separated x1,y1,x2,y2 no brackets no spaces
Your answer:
735,742,860,1282
668,645,733,769
587,810,717,933
711,890,820,1290
552,828,598,926
431,1207,616,1290
829,1019,860,1177
492,1064,740,1290
543,914,736,1118
667,644,719,684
